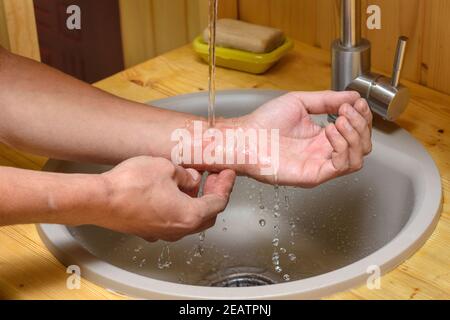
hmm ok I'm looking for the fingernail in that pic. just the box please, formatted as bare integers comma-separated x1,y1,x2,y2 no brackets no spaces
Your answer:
187,169,200,181
350,91,361,98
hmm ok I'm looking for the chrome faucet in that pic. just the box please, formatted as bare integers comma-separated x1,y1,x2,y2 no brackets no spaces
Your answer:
330,0,410,121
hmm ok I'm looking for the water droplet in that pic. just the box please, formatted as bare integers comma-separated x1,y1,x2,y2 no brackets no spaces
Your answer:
272,238,279,247
272,252,280,265
288,253,297,262
283,274,291,281
199,232,205,242
193,245,204,258
222,227,228,232
275,266,283,273
273,204,280,211
280,247,287,254
259,204,265,210
273,211,280,218
138,258,146,268
132,255,137,261
259,219,266,227
284,196,290,210
157,245,172,270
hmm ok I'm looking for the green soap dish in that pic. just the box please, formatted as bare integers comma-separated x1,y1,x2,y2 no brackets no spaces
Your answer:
192,36,294,74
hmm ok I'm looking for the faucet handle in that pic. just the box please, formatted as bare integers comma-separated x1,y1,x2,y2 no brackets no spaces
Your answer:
391,36,408,87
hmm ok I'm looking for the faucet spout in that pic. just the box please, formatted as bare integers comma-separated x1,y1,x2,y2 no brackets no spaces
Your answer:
341,0,361,48
330,0,410,122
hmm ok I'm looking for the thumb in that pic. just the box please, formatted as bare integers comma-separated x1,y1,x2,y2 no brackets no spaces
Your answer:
194,170,236,218
173,166,201,193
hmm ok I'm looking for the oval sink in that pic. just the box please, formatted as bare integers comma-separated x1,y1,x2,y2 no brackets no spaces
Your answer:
38,90,442,299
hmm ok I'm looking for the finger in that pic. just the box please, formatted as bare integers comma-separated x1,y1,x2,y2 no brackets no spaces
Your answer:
173,166,202,193
325,124,350,173
289,90,361,115
340,103,372,155
335,115,364,171
353,98,373,130
182,169,202,197
194,170,236,220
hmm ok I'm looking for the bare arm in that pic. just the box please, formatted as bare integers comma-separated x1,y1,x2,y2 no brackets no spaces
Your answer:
0,47,372,184
0,47,371,238
0,47,236,238
0,166,106,226
0,47,201,164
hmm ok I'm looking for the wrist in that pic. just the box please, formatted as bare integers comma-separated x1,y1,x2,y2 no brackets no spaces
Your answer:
55,173,111,226
179,116,253,175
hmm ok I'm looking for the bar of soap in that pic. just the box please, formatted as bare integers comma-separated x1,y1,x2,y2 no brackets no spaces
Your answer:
203,19,285,54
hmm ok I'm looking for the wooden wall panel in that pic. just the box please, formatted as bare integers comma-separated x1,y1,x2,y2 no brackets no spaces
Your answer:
118,0,238,68
1,0,448,94
218,0,238,19
315,0,339,49
238,0,450,95
1,0,40,60
187,0,208,41
119,0,156,68
0,0,10,50
422,0,450,94
239,0,271,25
152,0,188,55
361,0,425,85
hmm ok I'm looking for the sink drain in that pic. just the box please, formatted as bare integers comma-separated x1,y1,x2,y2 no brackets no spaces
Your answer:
210,273,276,287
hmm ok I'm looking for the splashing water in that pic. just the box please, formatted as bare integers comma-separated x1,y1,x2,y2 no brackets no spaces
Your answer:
272,238,280,247
157,244,172,270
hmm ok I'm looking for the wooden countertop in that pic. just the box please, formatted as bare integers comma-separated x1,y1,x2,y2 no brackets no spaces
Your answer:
0,41,448,300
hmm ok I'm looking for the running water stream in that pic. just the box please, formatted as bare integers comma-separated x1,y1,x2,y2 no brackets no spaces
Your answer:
207,0,219,128
158,0,293,281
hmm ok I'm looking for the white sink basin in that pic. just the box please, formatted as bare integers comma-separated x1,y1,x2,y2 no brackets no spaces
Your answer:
38,90,442,299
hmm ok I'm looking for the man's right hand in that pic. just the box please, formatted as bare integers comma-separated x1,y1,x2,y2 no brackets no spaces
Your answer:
95,156,235,242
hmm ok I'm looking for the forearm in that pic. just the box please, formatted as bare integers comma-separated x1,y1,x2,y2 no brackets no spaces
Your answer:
0,47,207,165
0,166,107,226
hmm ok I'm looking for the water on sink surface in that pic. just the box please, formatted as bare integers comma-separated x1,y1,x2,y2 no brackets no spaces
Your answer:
69,158,414,286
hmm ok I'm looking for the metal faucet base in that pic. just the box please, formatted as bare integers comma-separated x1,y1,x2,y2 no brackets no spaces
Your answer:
331,39,371,92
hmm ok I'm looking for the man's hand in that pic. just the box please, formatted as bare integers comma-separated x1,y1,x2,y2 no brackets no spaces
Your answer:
97,156,235,242
237,91,373,187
